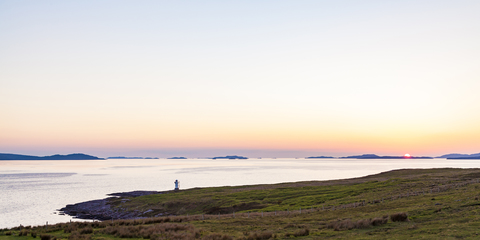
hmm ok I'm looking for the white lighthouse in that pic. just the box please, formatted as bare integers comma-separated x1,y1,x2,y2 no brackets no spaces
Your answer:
174,179,180,191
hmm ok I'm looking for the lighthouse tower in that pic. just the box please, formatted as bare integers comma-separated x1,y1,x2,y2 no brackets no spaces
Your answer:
174,180,180,191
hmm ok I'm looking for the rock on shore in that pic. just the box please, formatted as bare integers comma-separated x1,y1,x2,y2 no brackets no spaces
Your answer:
59,190,165,220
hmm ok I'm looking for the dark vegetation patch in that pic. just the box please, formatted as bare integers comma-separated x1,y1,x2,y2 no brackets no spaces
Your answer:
100,223,199,239
201,233,233,240
206,202,266,214
461,202,480,207
390,212,409,222
245,230,273,240
283,223,306,229
460,172,480,180
285,228,310,237
327,215,388,231
40,235,54,240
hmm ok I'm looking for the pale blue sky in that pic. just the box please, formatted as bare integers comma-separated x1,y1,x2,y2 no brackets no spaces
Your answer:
1,1,480,157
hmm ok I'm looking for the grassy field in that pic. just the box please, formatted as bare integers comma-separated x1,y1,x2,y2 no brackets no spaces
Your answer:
2,168,480,239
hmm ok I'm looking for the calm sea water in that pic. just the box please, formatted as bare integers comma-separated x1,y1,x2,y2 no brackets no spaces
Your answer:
1,158,480,228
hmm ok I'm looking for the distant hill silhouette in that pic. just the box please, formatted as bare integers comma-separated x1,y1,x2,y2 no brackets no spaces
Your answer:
341,154,432,159
0,153,103,160
448,156,480,159
212,155,248,159
438,153,480,159
306,156,334,159
168,157,187,159
341,154,380,159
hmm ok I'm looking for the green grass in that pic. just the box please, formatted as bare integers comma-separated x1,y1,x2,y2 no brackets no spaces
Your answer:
3,168,480,239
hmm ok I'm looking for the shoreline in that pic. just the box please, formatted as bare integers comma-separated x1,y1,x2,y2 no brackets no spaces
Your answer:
59,191,167,220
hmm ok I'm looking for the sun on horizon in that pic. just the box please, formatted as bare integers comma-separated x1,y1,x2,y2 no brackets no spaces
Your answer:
404,153,411,158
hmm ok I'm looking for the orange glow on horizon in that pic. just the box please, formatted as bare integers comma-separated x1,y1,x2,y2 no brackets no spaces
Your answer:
2,114,480,157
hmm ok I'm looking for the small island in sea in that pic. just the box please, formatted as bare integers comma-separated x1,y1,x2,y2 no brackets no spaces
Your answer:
211,155,248,159
438,153,480,159
107,156,159,159
341,154,433,159
0,153,103,160
167,157,187,159
306,156,335,159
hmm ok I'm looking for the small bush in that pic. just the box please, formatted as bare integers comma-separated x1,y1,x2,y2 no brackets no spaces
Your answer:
247,230,273,240
79,227,93,234
5,231,12,236
40,234,52,240
19,230,29,236
286,228,310,237
293,228,309,237
31,232,37,238
328,219,355,231
64,224,77,233
390,212,409,222
355,219,371,229
371,217,388,226
328,216,388,231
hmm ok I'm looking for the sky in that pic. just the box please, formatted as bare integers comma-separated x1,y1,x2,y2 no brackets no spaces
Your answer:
1,1,480,158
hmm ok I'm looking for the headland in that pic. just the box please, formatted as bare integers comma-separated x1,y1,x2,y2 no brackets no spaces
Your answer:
0,153,103,160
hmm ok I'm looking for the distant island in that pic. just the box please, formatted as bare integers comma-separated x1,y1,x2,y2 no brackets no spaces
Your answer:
306,156,335,159
341,154,433,159
448,156,480,159
212,155,248,159
107,156,159,159
0,153,103,160
437,153,480,159
168,157,187,159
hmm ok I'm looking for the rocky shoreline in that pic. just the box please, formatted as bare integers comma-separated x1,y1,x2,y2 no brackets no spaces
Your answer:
58,190,166,221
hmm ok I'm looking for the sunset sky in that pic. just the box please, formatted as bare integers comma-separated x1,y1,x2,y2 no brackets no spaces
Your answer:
1,1,480,158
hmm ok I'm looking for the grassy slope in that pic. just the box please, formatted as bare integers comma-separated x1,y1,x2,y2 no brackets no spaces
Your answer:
3,168,480,239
